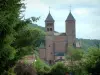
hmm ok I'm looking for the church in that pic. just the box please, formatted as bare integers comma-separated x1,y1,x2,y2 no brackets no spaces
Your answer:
39,10,78,64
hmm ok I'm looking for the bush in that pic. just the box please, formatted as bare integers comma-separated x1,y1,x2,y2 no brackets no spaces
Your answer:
49,62,68,75
4,67,16,75
14,63,36,75
33,58,50,75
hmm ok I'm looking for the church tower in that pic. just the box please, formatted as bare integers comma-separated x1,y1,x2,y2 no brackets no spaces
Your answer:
65,11,76,46
45,11,55,64
45,11,54,35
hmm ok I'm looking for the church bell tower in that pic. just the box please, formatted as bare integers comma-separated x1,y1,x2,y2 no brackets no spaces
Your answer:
45,11,54,35
65,11,76,46
45,11,55,64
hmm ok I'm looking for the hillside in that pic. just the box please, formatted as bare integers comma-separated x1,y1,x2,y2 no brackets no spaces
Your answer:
28,23,45,31
77,39,100,50
28,24,100,50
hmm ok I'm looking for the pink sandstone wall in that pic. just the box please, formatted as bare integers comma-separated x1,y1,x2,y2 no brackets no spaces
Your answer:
45,36,54,61
54,36,67,52
39,48,46,60
65,21,76,45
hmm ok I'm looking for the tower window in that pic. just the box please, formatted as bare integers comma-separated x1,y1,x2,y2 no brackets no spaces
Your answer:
50,28,52,31
47,28,49,31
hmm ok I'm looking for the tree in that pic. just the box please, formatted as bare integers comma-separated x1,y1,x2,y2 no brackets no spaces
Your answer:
0,0,23,74
50,62,68,75
82,47,100,75
65,45,84,75
13,27,45,60
33,58,50,75
93,40,100,50
0,0,45,74
66,45,83,61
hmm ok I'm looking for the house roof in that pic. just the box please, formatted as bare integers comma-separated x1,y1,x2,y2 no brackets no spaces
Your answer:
59,33,66,36
45,12,54,22
65,12,75,21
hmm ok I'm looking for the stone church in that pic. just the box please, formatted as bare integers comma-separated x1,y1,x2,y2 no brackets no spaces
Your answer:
39,10,78,64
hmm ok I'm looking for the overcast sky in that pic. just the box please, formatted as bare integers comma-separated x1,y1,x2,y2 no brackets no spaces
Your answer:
24,0,100,39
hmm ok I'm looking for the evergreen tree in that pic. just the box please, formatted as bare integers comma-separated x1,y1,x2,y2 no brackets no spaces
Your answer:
0,0,23,74
0,0,44,74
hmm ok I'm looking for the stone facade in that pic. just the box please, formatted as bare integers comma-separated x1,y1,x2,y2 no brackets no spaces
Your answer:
39,11,77,64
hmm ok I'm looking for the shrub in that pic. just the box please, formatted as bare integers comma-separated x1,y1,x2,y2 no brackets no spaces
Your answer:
33,58,50,75
4,67,16,75
14,62,36,75
50,62,68,75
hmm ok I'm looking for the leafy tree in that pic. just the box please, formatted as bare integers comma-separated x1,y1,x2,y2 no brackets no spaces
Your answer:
66,45,83,61
0,0,45,74
82,47,100,75
33,58,50,75
0,0,23,74
65,45,85,75
13,27,45,60
50,62,68,75
14,62,36,75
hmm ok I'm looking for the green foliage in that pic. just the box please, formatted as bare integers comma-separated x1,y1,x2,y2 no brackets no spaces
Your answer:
33,58,50,75
66,45,83,61
28,24,45,31
77,38,100,50
0,0,45,74
49,62,68,75
82,47,100,74
65,46,89,75
7,67,16,75
14,28,45,59
14,63,36,75
0,0,23,74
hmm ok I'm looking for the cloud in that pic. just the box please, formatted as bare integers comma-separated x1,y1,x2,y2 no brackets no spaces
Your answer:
41,0,100,8
24,0,100,39
24,0,49,18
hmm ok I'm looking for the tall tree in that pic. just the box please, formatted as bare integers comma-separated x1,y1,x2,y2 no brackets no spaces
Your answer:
0,0,44,74
83,47,100,75
0,0,23,74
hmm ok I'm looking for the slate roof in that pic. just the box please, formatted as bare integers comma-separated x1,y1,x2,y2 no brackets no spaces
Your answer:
59,33,66,36
65,12,75,21
45,12,54,22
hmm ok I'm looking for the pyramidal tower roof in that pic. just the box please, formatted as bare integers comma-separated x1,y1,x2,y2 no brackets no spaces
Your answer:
65,11,75,21
45,12,54,22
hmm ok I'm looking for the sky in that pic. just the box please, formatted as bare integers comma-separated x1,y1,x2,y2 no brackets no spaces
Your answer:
24,0,100,39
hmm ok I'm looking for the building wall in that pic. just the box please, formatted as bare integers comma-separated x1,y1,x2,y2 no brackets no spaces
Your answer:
65,21,76,45
39,48,46,60
54,36,67,52
39,36,68,62
45,36,54,61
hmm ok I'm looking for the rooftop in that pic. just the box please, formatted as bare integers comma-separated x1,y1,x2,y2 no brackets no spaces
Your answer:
65,12,75,21
45,12,54,22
